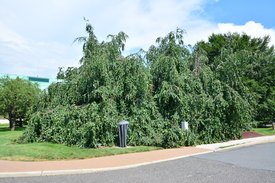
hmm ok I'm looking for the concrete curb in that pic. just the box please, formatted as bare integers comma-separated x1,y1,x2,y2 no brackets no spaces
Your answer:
0,151,211,178
197,135,275,152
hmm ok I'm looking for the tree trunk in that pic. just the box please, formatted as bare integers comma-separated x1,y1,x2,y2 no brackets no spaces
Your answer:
8,114,16,131
18,118,23,127
9,119,12,129
11,122,16,130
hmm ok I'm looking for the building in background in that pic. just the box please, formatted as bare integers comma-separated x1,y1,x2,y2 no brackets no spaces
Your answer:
0,73,58,90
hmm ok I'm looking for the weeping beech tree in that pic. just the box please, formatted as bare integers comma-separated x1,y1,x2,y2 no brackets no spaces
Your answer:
21,22,273,148
22,22,166,147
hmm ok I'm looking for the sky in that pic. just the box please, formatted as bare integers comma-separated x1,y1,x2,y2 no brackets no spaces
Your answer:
0,0,274,78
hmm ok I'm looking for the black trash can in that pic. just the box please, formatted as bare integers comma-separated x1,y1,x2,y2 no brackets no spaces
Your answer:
118,120,129,147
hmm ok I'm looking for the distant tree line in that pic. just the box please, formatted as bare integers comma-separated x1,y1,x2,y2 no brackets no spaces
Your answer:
20,21,275,148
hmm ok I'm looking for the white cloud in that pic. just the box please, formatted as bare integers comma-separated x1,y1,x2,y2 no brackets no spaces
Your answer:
0,0,207,77
0,22,31,52
0,0,274,78
0,22,81,78
82,0,205,50
217,21,275,46
185,20,275,46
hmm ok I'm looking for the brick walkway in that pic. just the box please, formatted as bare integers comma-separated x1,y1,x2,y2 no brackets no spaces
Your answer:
0,147,209,174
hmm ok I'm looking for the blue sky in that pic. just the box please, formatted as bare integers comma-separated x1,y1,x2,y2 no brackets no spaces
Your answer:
203,0,274,28
0,0,274,78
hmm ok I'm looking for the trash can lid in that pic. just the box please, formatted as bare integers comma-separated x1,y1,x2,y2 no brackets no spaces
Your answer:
119,120,129,125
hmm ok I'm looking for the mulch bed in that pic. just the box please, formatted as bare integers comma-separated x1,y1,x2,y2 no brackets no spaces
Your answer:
242,131,263,139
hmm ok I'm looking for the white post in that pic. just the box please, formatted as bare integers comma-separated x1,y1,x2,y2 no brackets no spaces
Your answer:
181,121,189,130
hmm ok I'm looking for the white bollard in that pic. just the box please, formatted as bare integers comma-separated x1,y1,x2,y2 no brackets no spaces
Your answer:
181,121,189,130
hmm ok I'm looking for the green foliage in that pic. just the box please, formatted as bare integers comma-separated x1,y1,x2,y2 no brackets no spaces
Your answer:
21,23,274,148
22,22,165,148
198,33,275,125
0,77,40,130
128,101,164,146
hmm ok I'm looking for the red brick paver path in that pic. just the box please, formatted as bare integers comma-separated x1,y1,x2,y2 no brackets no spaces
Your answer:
0,147,209,173
242,131,263,139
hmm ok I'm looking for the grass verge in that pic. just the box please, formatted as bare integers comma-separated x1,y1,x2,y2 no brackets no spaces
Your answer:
253,127,275,136
0,124,161,161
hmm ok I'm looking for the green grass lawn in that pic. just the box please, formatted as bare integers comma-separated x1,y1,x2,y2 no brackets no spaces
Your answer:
0,124,161,161
253,127,275,136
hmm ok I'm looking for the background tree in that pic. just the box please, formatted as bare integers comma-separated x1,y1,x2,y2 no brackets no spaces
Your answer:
0,77,40,130
198,33,275,126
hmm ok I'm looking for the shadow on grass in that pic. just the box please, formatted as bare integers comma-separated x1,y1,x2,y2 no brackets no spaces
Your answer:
0,125,25,132
0,127,10,132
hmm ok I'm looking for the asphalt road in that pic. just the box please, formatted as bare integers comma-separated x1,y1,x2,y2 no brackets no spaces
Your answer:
1,143,275,183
